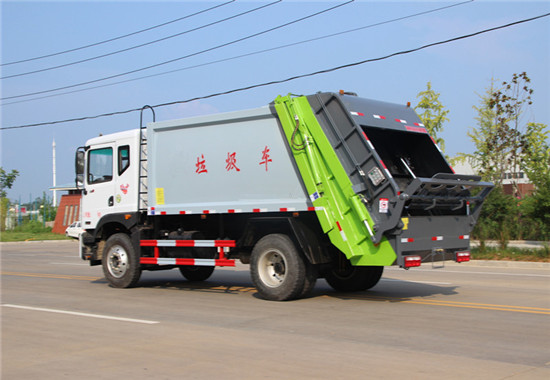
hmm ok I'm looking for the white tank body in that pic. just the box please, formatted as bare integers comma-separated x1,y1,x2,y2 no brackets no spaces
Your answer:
147,106,311,215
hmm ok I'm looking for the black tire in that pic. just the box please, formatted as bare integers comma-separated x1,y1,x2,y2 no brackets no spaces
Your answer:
326,258,383,292
179,266,215,282
102,233,141,288
250,234,316,301
169,231,216,281
300,264,318,298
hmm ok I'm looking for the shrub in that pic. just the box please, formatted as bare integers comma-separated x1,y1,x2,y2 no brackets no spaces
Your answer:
13,220,52,234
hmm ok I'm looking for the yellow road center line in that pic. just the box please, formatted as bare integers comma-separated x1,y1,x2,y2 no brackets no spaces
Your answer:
402,301,550,315
2,271,100,281
401,298,550,311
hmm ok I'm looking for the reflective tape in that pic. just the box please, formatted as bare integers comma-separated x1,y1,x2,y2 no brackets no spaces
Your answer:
140,257,235,267
140,240,236,248
336,221,347,242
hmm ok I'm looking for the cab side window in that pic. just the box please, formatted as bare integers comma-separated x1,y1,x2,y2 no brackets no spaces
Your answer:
118,145,130,175
88,147,113,184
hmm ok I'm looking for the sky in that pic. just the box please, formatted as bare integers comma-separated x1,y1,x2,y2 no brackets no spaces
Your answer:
1,0,549,204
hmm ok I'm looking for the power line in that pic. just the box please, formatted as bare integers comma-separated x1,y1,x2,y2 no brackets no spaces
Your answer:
1,0,279,80
0,1,235,67
1,0,474,106
0,0,353,101
2,11,548,131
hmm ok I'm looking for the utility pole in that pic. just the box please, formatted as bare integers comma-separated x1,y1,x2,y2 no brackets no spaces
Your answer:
52,139,57,206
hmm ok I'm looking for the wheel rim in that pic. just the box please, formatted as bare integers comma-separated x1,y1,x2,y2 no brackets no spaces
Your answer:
257,249,287,288
107,244,128,278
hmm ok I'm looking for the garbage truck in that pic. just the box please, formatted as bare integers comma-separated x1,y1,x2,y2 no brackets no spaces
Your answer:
75,91,493,300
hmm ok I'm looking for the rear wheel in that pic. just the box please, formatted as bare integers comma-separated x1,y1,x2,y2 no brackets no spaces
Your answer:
102,233,141,288
179,266,215,281
169,231,216,282
250,234,316,301
325,254,383,292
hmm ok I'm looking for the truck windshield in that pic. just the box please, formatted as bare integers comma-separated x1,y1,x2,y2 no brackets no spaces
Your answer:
88,147,113,184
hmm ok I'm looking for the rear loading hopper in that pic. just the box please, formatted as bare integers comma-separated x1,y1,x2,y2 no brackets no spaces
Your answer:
274,92,493,268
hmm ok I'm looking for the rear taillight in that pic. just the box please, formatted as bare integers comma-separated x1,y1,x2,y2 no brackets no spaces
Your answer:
404,255,422,268
456,251,470,263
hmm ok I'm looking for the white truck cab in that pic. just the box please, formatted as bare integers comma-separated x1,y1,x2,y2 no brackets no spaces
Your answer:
77,129,140,230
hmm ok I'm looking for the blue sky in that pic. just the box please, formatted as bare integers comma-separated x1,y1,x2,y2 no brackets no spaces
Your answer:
1,0,549,203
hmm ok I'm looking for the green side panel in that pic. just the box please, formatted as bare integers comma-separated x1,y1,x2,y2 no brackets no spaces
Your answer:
274,94,396,266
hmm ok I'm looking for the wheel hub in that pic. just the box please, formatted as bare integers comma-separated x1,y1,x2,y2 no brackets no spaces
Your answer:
273,261,285,275
258,250,287,288
107,245,128,278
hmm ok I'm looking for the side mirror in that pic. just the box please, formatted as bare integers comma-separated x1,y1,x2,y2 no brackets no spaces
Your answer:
75,148,85,189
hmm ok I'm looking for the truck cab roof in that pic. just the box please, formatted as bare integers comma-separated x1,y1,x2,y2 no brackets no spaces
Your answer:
85,129,140,147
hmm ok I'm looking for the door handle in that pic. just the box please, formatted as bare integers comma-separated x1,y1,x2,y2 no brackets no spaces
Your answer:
108,196,114,207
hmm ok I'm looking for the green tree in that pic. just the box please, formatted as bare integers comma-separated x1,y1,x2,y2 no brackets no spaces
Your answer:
459,73,538,190
489,72,534,195
0,167,19,231
520,122,550,189
415,82,449,152
0,168,19,198
460,81,501,183
21,193,57,224
520,188,550,240
461,73,549,242
519,123,550,239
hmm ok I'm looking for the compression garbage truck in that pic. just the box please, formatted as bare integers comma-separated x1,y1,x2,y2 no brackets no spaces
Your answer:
75,91,493,301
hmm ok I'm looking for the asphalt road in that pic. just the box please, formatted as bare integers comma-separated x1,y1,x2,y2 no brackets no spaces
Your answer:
2,240,549,379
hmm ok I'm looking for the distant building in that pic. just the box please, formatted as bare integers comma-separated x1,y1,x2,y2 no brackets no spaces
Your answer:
452,159,534,198
500,169,535,198
451,160,476,176
50,184,82,234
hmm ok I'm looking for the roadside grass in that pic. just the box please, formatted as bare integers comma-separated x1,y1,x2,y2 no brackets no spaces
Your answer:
0,230,71,242
471,246,549,262
0,221,72,242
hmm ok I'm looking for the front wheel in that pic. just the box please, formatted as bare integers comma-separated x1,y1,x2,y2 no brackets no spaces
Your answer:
102,233,141,288
250,234,316,301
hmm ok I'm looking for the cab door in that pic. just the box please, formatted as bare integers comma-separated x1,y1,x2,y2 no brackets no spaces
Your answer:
82,143,115,230
111,142,138,215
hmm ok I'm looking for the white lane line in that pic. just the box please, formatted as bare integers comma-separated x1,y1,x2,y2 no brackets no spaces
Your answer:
2,304,159,325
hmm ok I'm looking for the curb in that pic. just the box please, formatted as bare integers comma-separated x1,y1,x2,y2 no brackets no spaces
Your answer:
471,240,549,250
466,260,550,269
